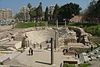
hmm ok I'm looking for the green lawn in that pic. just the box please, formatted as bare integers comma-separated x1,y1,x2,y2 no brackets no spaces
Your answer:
15,22,35,28
15,21,46,28
79,63,91,67
63,64,76,67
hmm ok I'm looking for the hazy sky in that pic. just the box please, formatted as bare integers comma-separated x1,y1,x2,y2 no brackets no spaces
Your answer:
0,0,91,14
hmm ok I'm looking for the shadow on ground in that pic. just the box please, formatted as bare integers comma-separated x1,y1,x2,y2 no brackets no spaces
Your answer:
35,61,51,65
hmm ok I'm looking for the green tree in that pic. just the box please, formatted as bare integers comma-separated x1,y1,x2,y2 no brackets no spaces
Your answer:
53,4,59,21
44,6,49,21
36,2,43,20
15,12,25,21
27,3,33,21
29,7,37,21
82,0,100,22
58,3,81,22
27,3,32,9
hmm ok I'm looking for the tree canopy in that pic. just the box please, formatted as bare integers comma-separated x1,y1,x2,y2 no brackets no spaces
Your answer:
58,3,81,22
27,3,32,9
36,2,43,18
83,0,100,23
44,6,49,21
53,4,59,21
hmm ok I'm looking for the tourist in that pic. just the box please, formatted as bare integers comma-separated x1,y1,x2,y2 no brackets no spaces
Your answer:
33,44,36,48
29,48,31,55
30,48,33,55
60,63,62,67
29,47,33,55
40,44,42,49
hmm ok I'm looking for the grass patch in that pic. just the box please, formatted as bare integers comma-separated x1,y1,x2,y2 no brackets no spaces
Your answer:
15,22,35,28
84,24,100,36
79,63,91,67
15,21,46,28
63,64,76,67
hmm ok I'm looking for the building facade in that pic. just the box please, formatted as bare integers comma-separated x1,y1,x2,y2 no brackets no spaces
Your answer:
0,8,12,20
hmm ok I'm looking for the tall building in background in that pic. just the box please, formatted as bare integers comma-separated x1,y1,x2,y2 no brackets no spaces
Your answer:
0,8,12,20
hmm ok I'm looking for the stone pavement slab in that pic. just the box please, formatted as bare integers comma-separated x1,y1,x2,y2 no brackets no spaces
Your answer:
14,49,64,67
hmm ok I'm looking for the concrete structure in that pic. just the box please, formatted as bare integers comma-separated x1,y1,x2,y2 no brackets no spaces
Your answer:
68,43,89,49
25,30,55,47
0,27,93,66
79,47,100,65
79,53,90,63
5,41,22,49
65,30,77,43
67,43,89,53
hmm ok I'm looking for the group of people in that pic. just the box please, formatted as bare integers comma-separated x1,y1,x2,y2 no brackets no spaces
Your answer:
29,47,33,55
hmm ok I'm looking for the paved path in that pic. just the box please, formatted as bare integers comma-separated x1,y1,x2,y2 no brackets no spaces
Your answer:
7,48,78,67
88,59,100,67
3,48,79,67
14,49,64,67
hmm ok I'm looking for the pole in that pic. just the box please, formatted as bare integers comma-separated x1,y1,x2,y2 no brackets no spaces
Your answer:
54,30,58,50
56,19,58,29
51,38,54,65
45,21,48,28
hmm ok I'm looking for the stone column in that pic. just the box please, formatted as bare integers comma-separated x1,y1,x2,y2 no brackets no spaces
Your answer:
56,20,58,29
51,38,54,65
54,30,58,50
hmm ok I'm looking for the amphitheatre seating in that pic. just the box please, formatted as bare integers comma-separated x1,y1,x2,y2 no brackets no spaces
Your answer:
26,30,55,44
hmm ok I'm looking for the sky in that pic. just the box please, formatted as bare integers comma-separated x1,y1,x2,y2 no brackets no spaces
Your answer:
0,0,91,15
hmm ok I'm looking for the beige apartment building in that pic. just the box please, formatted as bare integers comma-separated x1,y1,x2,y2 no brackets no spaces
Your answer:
0,8,12,20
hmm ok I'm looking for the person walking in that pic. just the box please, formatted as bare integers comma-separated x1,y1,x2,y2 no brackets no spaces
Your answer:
40,44,42,49
60,63,62,67
30,48,33,55
29,48,31,55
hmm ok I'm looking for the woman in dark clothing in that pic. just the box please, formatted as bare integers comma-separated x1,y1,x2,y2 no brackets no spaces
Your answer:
29,48,33,55
31,48,33,55
29,48,31,55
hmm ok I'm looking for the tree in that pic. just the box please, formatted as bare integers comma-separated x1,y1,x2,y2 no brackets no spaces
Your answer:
15,12,25,21
44,6,49,21
27,3,32,9
82,0,100,23
36,2,43,20
53,4,59,21
58,3,81,22
27,3,32,21
29,7,37,21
